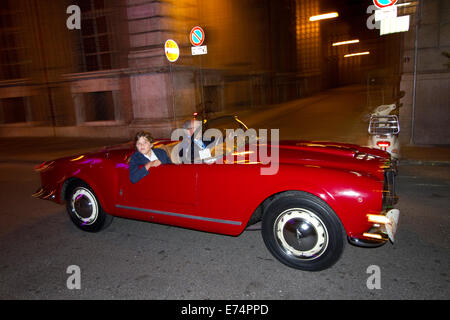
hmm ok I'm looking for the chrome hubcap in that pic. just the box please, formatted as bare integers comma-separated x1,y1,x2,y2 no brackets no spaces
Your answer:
274,208,328,260
71,188,98,225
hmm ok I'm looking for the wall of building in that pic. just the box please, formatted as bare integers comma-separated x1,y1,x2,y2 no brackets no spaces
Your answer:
400,0,450,145
0,0,326,139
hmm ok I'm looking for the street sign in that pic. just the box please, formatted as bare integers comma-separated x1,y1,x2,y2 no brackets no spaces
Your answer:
191,45,207,56
373,0,397,9
375,5,397,21
189,26,205,47
380,15,410,35
164,39,179,62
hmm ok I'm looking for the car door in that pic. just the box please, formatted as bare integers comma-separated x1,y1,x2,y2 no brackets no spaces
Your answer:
195,160,264,235
115,159,198,221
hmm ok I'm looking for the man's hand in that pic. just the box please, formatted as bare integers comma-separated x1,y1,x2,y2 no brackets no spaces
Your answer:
145,160,161,171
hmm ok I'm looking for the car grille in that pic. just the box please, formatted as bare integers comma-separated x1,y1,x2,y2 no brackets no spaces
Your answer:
382,165,398,211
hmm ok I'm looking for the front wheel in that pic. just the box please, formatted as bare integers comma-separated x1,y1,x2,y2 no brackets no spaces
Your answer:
261,192,345,271
66,182,113,232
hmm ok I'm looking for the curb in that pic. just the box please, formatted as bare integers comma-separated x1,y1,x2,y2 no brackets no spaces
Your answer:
398,159,450,167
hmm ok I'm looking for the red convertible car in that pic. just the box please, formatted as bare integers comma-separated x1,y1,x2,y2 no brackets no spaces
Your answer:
33,121,399,271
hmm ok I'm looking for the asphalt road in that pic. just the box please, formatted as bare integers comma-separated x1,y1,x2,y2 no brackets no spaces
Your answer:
233,85,372,145
0,86,448,302
0,162,448,300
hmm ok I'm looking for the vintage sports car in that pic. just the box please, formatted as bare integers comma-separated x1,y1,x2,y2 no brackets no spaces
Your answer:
33,118,399,271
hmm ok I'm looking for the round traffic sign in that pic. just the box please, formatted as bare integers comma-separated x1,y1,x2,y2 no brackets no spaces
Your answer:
189,26,205,47
164,39,179,62
373,0,398,8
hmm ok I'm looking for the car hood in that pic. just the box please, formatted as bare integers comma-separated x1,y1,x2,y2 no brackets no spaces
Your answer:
271,140,391,178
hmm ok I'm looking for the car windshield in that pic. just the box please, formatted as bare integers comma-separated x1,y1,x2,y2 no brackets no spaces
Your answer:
201,116,254,160
159,115,255,164
203,115,248,134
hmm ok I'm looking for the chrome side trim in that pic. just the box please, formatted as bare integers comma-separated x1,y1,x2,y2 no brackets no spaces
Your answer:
115,204,242,226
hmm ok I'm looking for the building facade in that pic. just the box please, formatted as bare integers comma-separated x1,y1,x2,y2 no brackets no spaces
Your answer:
0,0,327,139
399,0,450,145
1,0,433,143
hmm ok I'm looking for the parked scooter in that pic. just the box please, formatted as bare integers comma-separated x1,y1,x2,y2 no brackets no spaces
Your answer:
367,103,400,159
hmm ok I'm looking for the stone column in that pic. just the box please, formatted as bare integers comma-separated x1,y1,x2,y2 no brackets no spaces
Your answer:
125,0,175,138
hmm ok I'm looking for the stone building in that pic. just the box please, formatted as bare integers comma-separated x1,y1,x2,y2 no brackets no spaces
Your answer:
0,0,433,143
399,0,450,145
0,0,327,139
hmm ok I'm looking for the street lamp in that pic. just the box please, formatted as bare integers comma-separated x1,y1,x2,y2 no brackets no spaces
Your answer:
309,12,339,22
344,51,370,58
332,39,360,46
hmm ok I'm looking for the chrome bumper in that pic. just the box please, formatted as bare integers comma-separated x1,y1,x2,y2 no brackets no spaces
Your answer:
348,235,387,248
349,162,400,248
349,208,400,247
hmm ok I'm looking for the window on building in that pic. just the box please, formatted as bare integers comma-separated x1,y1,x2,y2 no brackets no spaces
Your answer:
75,0,119,72
0,1,29,80
84,91,115,121
1,97,26,123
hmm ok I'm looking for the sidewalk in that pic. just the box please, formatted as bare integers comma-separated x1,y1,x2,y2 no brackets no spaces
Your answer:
0,137,129,164
399,144,450,166
0,136,448,166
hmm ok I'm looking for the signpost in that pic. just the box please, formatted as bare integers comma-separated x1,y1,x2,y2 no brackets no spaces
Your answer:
190,26,207,56
189,26,207,119
164,39,179,122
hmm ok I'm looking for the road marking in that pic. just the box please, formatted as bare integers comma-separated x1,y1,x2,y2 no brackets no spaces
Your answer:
412,183,449,187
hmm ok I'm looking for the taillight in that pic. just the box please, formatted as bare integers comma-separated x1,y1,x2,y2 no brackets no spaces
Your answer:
377,141,390,148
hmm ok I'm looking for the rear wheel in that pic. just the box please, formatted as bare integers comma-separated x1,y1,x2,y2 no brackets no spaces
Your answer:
262,192,345,271
66,182,113,232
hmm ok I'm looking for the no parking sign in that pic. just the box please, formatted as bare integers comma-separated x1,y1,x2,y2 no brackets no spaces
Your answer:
373,0,397,8
189,26,205,47
189,26,207,56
